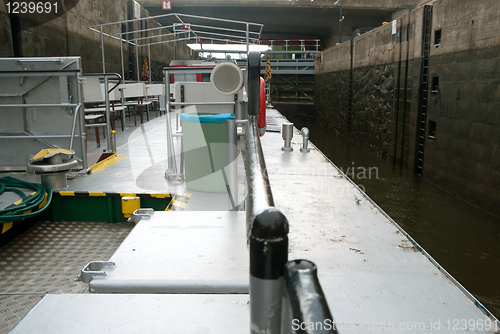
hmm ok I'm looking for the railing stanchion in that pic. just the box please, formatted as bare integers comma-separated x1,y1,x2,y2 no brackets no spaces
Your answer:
226,118,238,210
250,207,289,334
104,75,112,151
164,69,174,173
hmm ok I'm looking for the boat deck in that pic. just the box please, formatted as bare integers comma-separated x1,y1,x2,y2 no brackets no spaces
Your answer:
1,108,498,333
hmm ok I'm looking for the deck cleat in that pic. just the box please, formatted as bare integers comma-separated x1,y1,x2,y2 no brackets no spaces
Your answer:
27,148,78,190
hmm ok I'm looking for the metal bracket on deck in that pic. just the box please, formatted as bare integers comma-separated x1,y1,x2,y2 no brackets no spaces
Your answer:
77,261,115,283
128,208,155,223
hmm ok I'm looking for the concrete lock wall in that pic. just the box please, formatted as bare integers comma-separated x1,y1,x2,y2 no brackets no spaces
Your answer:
0,3,14,57
0,0,196,80
315,0,500,216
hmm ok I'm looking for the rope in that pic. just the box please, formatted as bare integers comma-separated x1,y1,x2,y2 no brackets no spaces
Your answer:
0,176,52,224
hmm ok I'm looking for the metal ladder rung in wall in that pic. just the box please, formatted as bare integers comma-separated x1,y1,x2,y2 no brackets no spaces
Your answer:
415,5,433,176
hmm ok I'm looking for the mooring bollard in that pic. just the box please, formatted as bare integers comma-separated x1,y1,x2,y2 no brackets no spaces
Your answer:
250,207,289,334
300,127,310,153
282,123,294,151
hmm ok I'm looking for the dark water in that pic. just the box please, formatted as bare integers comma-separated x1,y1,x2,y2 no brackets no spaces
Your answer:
276,104,500,319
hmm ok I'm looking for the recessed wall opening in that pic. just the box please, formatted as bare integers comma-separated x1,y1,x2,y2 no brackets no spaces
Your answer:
9,16,22,57
431,76,439,93
434,28,442,47
428,120,437,139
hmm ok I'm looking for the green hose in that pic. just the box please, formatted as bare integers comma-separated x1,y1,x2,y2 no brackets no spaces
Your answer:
0,176,52,224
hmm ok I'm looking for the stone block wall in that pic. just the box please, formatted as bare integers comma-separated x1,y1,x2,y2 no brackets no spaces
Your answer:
423,0,500,214
316,10,420,160
315,69,350,135
0,0,196,80
351,63,396,157
315,0,500,215
315,43,351,135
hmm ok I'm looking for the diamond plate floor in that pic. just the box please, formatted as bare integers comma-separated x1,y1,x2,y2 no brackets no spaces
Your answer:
0,221,135,333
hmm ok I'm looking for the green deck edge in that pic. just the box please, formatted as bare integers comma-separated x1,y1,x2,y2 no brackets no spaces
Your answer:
42,192,172,223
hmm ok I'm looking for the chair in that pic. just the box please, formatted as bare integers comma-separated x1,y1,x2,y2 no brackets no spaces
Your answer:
146,84,165,117
82,77,127,147
117,83,149,126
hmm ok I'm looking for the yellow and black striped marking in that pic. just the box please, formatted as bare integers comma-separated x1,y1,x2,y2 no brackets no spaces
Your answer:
89,154,127,173
54,191,171,199
165,193,192,211
2,192,48,234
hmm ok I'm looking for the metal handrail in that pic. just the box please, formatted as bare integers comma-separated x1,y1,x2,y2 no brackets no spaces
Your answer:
82,73,122,93
245,116,274,229
88,13,263,79
245,115,335,334
245,51,288,333
245,51,334,333
82,73,123,151
246,115,289,333
245,52,269,224
282,260,338,334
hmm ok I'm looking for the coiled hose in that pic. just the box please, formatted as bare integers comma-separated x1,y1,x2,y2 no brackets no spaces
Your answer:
0,176,52,224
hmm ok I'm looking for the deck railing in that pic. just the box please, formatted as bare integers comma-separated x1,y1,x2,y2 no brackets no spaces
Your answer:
283,260,339,334
0,57,87,169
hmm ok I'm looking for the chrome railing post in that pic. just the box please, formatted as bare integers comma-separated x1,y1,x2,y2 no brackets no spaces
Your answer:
235,99,244,120
104,75,112,151
163,69,183,182
164,69,174,173
82,73,122,156
226,118,238,210
76,67,88,169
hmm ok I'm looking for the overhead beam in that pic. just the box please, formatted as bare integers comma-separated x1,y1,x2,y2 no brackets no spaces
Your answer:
137,0,415,11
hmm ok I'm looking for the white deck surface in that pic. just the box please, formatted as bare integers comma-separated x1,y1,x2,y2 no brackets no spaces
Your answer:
9,294,250,334
8,108,498,333
93,211,248,284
